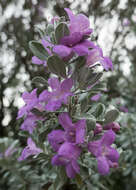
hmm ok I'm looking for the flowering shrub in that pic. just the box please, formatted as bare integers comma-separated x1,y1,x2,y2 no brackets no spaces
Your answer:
0,8,122,189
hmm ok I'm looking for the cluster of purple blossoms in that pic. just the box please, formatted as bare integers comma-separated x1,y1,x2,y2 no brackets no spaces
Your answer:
47,113,120,177
17,78,74,161
88,130,119,175
39,77,73,111
32,8,113,71
48,113,86,178
17,8,120,178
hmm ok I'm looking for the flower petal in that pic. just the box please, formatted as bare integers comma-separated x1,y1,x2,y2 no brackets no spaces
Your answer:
39,90,51,102
48,129,65,151
61,78,73,92
91,93,101,101
18,147,32,161
101,57,113,71
61,33,82,46
106,147,119,163
120,106,128,113
27,138,36,149
66,163,76,178
76,120,86,144
20,114,37,134
58,142,81,160
97,156,109,175
22,89,37,104
74,13,90,32
88,140,102,157
53,45,72,58
69,13,91,35
5,146,17,157
72,159,80,173
51,155,68,166
94,123,103,135
48,77,60,91
101,130,116,146
45,100,62,111
17,106,27,119
72,43,89,56
86,48,102,66
59,113,73,130
32,56,44,65
61,92,73,104
52,155,61,165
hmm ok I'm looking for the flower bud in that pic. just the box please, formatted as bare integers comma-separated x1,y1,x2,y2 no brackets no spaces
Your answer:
104,122,120,132
110,162,118,168
94,123,103,135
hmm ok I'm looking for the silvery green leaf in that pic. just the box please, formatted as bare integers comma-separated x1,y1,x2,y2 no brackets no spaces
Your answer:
75,56,86,70
104,109,119,124
29,41,48,60
87,119,96,131
55,23,69,44
81,97,89,113
35,26,46,38
18,131,29,137
47,55,66,78
74,113,95,120
32,76,48,87
93,103,105,118
31,108,43,116
50,32,56,44
78,67,102,90
46,24,54,35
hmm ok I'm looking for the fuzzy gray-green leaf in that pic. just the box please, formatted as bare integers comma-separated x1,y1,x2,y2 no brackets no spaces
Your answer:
55,23,70,44
47,55,66,78
104,109,119,124
29,41,48,60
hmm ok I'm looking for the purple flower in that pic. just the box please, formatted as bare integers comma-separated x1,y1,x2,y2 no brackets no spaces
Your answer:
48,130,65,151
91,93,101,101
119,106,128,113
48,113,86,150
86,46,113,71
20,113,44,134
88,130,119,175
53,40,95,60
52,142,81,178
64,8,93,39
122,18,130,26
58,112,86,144
32,56,47,66
18,138,42,161
53,8,93,59
4,145,17,157
39,77,73,111
103,122,120,133
94,123,103,135
17,89,39,119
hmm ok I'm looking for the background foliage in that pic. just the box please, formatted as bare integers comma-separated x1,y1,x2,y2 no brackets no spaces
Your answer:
0,0,136,189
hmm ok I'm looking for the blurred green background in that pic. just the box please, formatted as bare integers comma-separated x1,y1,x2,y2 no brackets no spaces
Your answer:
0,0,136,189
